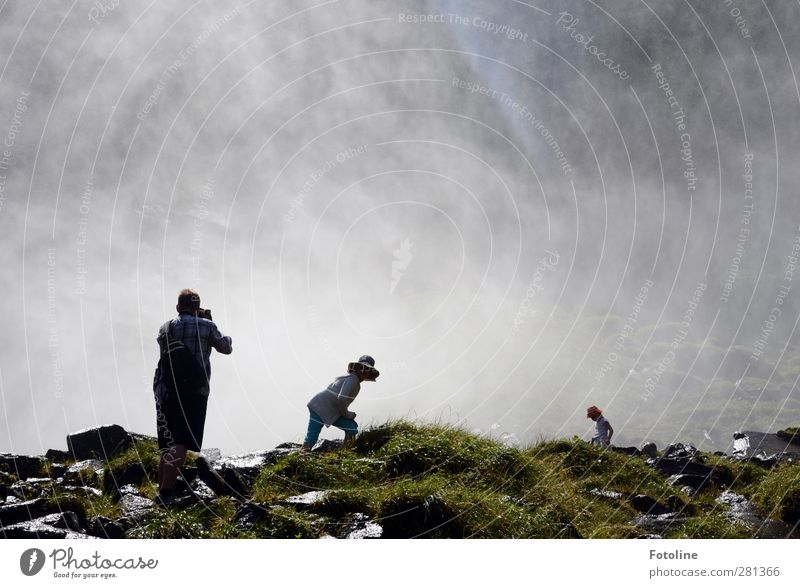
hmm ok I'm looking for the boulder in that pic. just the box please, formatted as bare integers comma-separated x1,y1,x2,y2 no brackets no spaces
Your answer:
103,463,148,497
662,443,700,460
64,460,104,487
340,513,382,539
667,474,710,493
215,449,292,480
0,515,92,539
632,512,688,533
0,498,61,527
119,494,154,520
45,449,72,463
232,502,270,531
283,491,328,511
729,431,800,461
86,516,125,539
640,443,658,459
0,453,46,480
311,439,343,453
67,425,132,461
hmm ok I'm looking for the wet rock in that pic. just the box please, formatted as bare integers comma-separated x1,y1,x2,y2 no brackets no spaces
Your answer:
103,463,148,497
284,490,328,510
629,495,671,516
10,478,55,500
86,516,125,539
611,446,641,457
667,474,710,493
632,512,688,533
275,442,302,450
637,533,663,539
750,453,781,468
311,439,343,453
716,490,762,527
343,513,383,539
590,488,624,500
67,424,132,461
729,431,800,461
119,494,154,520
189,479,216,502
47,463,67,479
64,459,104,487
663,443,700,461
0,453,46,480
0,498,60,527
640,443,658,459
61,485,102,498
199,447,222,462
715,490,797,538
647,457,709,477
0,516,93,539
232,502,270,531
45,449,72,463
215,449,292,480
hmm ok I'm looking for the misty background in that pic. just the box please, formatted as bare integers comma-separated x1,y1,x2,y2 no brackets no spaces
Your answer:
1,0,799,456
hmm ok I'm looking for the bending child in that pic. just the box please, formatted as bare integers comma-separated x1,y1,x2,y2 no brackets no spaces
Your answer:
302,355,380,450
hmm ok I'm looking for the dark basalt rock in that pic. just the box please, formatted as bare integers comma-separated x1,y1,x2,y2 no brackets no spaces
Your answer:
10,478,56,500
215,449,294,480
640,443,658,459
667,474,710,492
47,463,68,479
103,463,148,497
342,513,383,539
632,512,688,533
64,459,104,487
232,502,271,531
86,516,125,539
729,431,800,461
67,424,132,461
119,494,154,520
590,488,623,500
45,449,73,463
283,491,328,511
0,515,93,539
0,453,46,480
662,443,701,461
0,498,61,527
311,439,343,453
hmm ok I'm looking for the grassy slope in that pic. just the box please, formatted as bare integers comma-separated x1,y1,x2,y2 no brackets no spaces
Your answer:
26,421,800,538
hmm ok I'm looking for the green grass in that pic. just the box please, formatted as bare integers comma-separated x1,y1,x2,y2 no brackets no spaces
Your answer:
49,419,800,538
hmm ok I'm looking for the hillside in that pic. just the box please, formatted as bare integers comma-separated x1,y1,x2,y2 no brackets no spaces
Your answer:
1,422,799,539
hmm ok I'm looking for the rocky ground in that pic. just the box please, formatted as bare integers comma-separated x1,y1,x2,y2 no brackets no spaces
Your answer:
1,423,799,539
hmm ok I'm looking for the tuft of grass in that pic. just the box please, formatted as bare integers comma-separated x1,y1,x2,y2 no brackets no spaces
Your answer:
751,462,800,525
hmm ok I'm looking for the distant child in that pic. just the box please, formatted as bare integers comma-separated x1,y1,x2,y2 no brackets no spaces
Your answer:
302,355,380,450
587,405,613,447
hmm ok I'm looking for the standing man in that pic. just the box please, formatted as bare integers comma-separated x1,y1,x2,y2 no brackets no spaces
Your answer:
153,288,232,506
